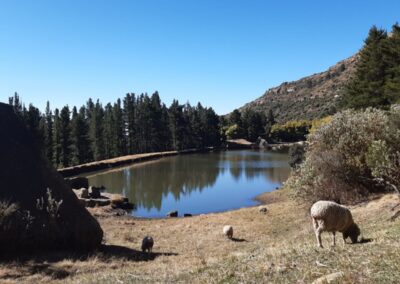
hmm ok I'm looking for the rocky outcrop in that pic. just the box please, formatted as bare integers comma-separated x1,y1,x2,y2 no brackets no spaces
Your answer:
0,103,103,252
239,55,358,123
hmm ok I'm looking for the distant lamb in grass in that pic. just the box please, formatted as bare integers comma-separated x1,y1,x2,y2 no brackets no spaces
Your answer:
310,200,360,248
223,225,233,239
141,236,154,253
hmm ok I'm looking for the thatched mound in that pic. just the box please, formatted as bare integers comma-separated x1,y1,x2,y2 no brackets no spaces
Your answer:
0,103,103,252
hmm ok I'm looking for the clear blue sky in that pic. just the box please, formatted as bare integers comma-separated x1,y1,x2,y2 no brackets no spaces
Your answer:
0,1,399,115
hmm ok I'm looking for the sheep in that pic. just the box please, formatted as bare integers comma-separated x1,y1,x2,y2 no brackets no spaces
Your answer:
141,236,154,253
310,200,360,248
223,225,233,239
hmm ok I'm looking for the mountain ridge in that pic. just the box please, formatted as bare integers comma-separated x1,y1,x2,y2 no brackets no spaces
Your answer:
239,54,358,123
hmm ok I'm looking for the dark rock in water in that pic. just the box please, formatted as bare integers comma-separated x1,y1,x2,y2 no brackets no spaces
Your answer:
89,186,101,199
0,103,103,252
67,177,89,189
110,194,134,210
167,210,178,217
184,213,192,217
111,201,134,210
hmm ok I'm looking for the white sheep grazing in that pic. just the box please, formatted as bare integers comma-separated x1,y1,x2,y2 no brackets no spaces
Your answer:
223,225,233,239
141,236,154,253
310,200,360,248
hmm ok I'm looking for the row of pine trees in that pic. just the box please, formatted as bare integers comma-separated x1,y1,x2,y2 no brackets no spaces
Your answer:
8,92,222,168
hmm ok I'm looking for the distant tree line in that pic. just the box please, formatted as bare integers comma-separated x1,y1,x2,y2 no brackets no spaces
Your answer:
342,23,400,109
221,108,275,142
8,92,221,168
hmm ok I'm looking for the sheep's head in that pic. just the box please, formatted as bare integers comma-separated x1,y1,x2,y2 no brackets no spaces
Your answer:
343,223,360,243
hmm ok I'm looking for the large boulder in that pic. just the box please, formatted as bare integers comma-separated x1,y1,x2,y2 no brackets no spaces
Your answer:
0,103,103,252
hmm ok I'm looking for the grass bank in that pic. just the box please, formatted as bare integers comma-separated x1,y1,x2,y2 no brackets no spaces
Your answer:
0,188,399,283
58,149,207,177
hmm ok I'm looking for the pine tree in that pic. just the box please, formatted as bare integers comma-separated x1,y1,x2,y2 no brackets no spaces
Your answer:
71,106,90,165
88,100,105,161
52,108,62,167
169,100,186,150
123,93,136,154
343,26,388,108
103,103,116,158
59,106,71,167
44,101,53,162
8,92,24,117
25,104,45,150
382,24,400,104
149,92,165,152
160,104,172,150
113,99,126,156
201,106,221,148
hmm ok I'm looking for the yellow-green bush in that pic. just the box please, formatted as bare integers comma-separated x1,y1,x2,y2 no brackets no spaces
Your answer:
270,120,312,142
310,116,332,134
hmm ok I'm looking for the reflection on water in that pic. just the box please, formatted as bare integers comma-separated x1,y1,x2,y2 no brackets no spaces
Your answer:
87,150,290,217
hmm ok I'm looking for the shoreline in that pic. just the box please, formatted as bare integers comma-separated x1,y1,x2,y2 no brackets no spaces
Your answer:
58,148,211,177
89,187,284,220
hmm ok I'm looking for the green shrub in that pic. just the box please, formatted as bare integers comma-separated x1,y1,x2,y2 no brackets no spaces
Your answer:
287,106,400,202
288,144,306,169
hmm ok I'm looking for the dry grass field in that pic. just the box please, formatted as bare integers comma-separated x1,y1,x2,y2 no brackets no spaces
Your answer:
0,188,399,283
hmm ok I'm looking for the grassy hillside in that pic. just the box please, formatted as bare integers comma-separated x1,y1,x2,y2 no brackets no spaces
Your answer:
0,188,399,283
240,55,357,123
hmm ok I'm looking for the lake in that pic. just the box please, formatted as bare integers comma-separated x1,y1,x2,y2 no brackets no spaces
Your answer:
87,150,291,218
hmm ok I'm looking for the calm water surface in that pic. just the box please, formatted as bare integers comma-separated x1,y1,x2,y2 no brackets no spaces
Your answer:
87,150,290,217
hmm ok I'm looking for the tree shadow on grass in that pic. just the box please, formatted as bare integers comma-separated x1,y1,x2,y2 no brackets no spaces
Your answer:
0,262,72,281
0,244,178,281
0,244,178,263
98,244,178,261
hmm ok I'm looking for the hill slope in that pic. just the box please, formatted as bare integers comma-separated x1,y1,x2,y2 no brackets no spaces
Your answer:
240,55,358,123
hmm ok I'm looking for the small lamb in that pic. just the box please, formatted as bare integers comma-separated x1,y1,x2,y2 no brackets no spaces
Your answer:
223,225,233,239
141,236,154,253
311,200,360,248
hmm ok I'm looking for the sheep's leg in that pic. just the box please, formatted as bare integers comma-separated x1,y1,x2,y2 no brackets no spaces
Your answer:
332,232,336,247
312,217,318,231
316,228,323,248
314,219,324,248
